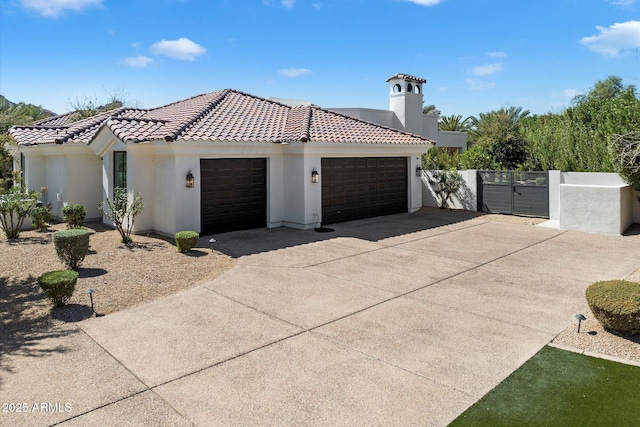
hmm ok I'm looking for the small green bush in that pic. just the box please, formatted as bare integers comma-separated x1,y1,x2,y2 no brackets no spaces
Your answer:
38,270,78,307
586,280,640,336
54,229,90,270
62,204,86,229
30,203,52,231
535,177,546,186
175,231,199,252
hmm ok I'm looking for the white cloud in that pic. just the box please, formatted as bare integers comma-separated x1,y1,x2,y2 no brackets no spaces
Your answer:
470,63,503,76
562,89,582,100
262,0,297,6
125,56,153,68
608,0,635,7
279,68,311,77
150,38,206,60
21,0,102,18
579,20,640,56
403,0,445,5
465,79,496,90
131,42,142,49
486,51,508,58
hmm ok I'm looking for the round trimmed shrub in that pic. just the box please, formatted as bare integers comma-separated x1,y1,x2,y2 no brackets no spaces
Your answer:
586,280,640,336
54,228,90,270
38,270,79,307
175,231,199,253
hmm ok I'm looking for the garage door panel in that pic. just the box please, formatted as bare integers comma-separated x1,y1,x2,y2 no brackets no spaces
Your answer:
321,157,407,225
201,158,266,234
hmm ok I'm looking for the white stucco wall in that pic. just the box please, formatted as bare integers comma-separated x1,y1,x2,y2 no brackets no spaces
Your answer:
23,154,46,196
559,184,633,235
173,155,200,233
128,148,156,232
328,108,466,151
422,169,477,211
66,154,102,219
152,156,177,235
550,171,624,221
327,108,397,130
433,131,467,150
267,155,285,228
421,115,439,140
45,156,67,220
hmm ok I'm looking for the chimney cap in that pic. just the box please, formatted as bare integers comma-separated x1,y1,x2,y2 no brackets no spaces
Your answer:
386,73,427,84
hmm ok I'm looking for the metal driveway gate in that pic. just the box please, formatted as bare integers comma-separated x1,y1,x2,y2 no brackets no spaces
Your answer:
477,170,549,218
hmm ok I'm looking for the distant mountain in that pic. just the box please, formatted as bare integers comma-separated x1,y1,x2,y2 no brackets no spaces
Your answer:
0,94,57,117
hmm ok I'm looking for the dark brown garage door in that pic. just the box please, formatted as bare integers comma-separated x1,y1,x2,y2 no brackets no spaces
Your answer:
321,157,407,225
200,158,267,234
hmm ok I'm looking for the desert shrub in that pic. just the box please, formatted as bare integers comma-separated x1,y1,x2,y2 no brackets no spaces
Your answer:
586,280,640,336
99,187,143,244
175,230,199,252
62,204,86,229
0,173,38,239
54,228,90,270
38,270,78,307
427,169,464,209
30,203,52,231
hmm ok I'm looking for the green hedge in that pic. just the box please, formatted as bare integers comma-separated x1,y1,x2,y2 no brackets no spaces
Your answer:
54,228,90,270
38,270,78,307
175,231,199,253
586,280,640,336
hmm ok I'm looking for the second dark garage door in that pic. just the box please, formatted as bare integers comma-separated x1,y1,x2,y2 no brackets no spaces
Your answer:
200,158,267,234
321,157,408,224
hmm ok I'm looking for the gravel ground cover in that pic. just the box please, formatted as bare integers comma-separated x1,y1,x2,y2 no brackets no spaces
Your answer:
1,221,235,337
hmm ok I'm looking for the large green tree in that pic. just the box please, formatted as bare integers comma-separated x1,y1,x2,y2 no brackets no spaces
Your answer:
465,106,530,169
438,114,472,132
0,98,50,190
521,76,640,172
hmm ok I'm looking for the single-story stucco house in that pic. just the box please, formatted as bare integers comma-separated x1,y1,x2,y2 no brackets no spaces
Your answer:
9,74,460,236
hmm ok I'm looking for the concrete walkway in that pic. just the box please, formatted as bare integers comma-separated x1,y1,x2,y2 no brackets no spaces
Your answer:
3,210,640,426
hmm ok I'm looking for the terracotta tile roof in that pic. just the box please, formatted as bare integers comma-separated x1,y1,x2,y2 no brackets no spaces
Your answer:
386,73,427,84
33,111,83,126
10,89,434,147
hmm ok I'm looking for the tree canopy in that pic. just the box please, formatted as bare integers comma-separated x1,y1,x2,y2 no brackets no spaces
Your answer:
1,97,52,190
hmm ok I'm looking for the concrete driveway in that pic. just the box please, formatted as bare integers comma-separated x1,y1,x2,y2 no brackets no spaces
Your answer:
3,209,640,426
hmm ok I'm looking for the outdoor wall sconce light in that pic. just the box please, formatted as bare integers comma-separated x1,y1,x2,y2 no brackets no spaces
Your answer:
186,170,194,188
416,166,422,177
575,313,586,333
311,169,319,183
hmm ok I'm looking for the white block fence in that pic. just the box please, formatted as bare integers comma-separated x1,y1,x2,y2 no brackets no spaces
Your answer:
422,170,640,235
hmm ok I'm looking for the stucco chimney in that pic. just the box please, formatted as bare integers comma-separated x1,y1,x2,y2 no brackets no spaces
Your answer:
387,73,426,135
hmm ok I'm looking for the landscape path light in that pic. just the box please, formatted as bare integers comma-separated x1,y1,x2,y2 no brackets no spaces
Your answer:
575,313,586,333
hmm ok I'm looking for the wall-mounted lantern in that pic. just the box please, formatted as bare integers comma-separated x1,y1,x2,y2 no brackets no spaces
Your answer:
186,170,194,188
416,166,422,177
311,169,319,183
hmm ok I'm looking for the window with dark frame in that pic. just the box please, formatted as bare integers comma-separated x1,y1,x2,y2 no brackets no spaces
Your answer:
113,151,127,192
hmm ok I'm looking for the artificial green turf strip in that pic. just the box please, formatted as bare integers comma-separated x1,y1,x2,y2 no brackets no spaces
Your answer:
449,346,640,427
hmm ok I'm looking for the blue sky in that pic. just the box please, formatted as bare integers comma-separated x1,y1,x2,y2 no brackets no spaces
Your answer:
1,0,639,119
